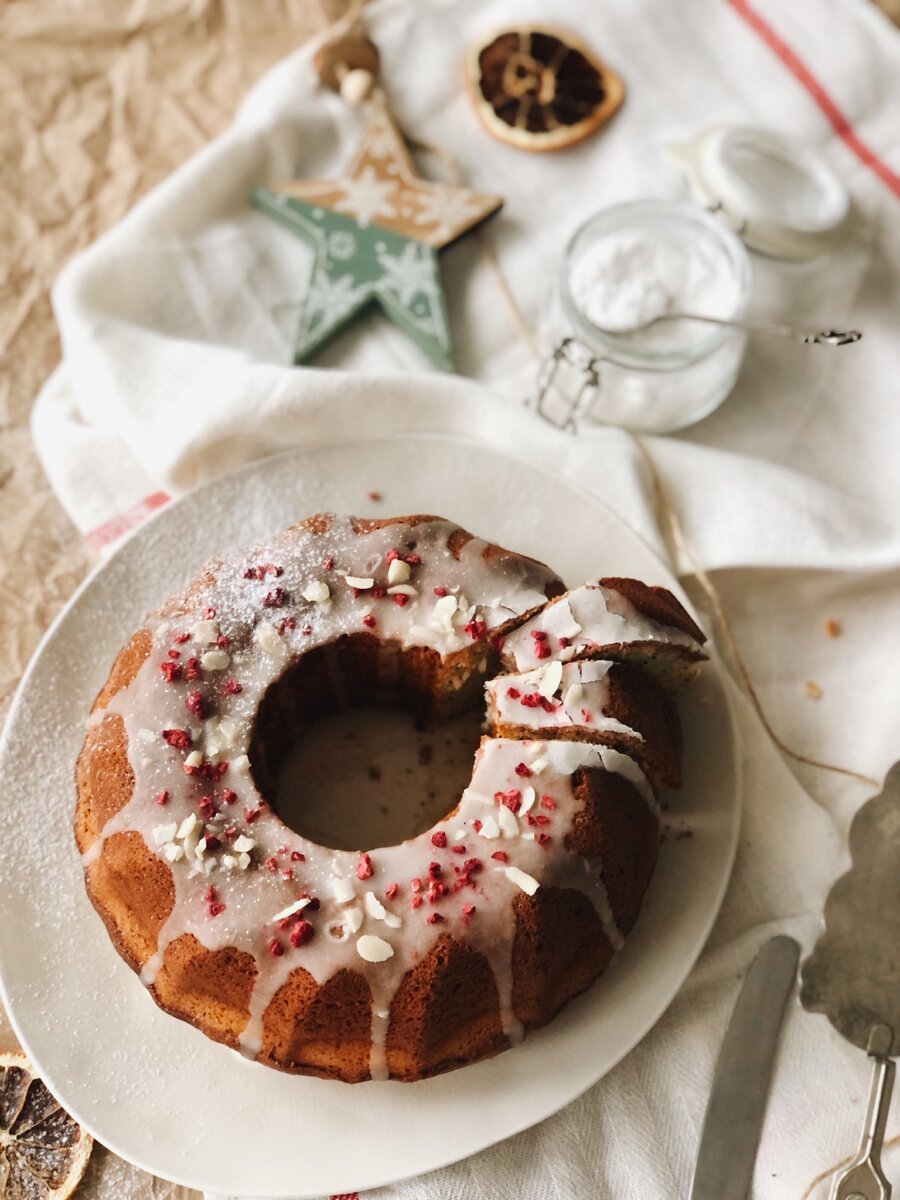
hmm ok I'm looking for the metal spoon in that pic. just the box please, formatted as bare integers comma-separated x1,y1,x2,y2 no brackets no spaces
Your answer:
596,311,862,346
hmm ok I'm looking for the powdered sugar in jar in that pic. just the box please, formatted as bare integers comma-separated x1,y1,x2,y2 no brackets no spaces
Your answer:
539,199,752,433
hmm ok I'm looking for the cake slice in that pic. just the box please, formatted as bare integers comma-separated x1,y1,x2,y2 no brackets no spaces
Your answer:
501,577,706,689
486,658,682,790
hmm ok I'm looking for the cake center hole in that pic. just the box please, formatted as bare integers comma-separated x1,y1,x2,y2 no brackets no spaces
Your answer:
274,708,485,851
249,635,496,852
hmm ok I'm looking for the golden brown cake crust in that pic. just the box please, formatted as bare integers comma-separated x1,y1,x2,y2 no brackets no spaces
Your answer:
599,576,707,646
74,514,693,1083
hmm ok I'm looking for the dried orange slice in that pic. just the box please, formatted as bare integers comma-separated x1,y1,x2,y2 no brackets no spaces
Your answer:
0,1053,93,1199
466,25,624,152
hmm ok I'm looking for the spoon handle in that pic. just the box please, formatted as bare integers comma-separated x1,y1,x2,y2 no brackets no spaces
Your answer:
618,311,863,346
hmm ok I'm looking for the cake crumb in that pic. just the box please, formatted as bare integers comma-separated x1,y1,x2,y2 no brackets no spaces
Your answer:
824,618,841,638
804,680,823,700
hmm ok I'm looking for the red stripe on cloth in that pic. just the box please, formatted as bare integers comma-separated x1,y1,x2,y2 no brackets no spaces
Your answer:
85,490,171,552
728,0,900,199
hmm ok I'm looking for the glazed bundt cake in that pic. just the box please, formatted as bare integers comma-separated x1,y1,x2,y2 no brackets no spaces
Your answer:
75,514,706,1082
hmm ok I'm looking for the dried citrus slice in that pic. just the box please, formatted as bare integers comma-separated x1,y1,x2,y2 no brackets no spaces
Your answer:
0,1053,92,1199
466,25,624,152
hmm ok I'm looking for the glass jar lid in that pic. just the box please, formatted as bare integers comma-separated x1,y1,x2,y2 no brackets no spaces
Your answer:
668,126,851,259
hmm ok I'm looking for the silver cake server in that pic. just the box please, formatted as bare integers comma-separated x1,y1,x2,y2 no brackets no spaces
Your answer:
801,762,900,1200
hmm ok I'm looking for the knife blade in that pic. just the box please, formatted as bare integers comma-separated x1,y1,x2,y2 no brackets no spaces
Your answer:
689,934,800,1200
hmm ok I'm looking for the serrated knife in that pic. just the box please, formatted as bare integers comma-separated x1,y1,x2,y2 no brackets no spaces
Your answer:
689,935,800,1200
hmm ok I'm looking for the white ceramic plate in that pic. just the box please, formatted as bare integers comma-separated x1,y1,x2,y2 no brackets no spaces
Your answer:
0,433,740,1198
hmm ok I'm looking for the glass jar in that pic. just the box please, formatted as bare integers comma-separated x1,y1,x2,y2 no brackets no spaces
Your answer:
538,199,752,433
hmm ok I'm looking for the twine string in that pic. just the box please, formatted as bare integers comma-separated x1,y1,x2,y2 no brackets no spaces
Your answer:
799,1132,900,1200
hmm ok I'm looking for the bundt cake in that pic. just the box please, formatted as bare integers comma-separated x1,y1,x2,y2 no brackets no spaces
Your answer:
75,514,706,1083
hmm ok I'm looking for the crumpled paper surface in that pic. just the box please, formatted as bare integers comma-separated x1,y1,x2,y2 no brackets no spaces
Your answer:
0,1,344,1195
2,1,898,1197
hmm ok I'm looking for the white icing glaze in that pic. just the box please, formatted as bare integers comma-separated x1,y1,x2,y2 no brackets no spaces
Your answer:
503,583,700,672
83,517,659,1080
486,660,643,741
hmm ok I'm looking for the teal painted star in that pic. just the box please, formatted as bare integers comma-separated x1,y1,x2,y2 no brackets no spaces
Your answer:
251,191,453,369
251,100,503,370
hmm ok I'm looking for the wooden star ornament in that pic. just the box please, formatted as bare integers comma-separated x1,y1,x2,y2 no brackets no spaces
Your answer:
251,100,503,370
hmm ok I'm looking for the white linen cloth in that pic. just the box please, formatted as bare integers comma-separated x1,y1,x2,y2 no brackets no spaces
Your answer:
30,0,900,1196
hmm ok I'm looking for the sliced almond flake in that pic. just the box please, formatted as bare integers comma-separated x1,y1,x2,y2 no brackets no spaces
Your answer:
357,934,394,962
302,580,330,604
184,749,203,769
431,594,459,630
176,813,198,840
272,897,312,923
561,622,583,639
409,623,439,643
365,892,387,920
255,621,284,656
193,839,207,860
163,842,185,862
331,877,356,904
497,805,520,838
345,576,374,589
559,646,576,662
454,828,467,842
478,815,500,840
539,660,563,699
230,754,251,774
191,619,219,645
529,756,548,775
387,584,417,596
153,822,178,845
521,831,536,842
216,717,242,750
387,558,411,585
346,907,364,933
520,785,536,814
505,865,540,895
383,912,402,929
238,851,251,870
563,683,584,708
201,649,230,671
221,854,237,871
232,835,256,853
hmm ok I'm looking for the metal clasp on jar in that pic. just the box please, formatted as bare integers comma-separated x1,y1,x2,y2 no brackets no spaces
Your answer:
533,336,610,432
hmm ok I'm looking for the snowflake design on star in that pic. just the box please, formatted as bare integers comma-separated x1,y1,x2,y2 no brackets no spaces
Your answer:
375,241,441,309
334,165,399,227
411,188,494,244
303,269,366,334
327,230,357,261
362,113,405,162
